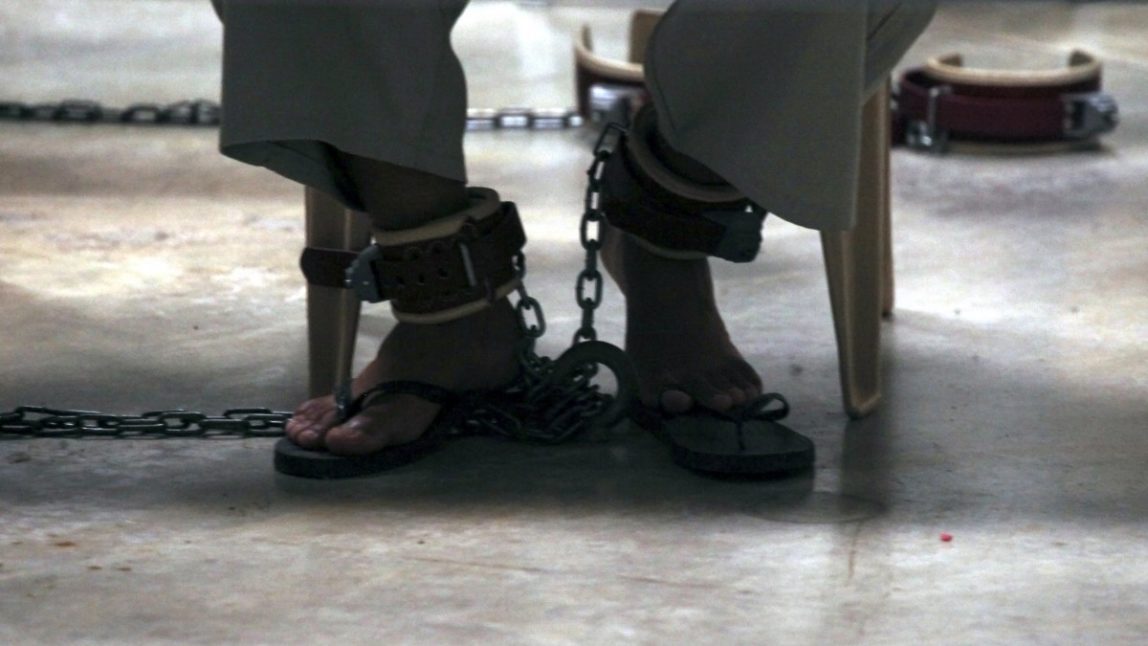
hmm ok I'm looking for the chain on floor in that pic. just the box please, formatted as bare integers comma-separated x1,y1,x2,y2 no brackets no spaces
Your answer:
0,98,583,130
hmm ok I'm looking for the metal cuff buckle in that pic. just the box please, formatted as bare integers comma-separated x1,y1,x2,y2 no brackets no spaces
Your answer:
904,85,952,154
1063,92,1119,140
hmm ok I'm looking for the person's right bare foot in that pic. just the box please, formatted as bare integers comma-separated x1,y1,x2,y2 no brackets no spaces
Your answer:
600,221,763,414
284,299,521,456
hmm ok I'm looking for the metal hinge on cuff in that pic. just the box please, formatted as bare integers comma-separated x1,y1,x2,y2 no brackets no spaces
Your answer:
347,245,385,303
299,196,527,324
1063,92,1119,140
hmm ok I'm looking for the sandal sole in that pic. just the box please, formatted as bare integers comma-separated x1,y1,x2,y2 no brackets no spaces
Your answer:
273,424,449,480
646,409,815,477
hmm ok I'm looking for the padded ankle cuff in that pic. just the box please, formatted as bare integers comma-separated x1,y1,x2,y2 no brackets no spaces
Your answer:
598,108,767,263
373,188,523,323
626,105,744,204
301,187,526,325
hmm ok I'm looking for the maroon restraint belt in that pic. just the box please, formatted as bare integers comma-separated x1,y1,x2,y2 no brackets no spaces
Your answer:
892,50,1119,151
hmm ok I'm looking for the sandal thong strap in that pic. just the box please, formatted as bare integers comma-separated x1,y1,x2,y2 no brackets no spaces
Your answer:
725,392,790,424
648,391,812,476
335,380,462,424
631,392,793,452
727,393,791,453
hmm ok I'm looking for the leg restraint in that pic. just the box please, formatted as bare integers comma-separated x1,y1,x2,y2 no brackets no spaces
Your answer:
598,106,767,263
300,187,525,324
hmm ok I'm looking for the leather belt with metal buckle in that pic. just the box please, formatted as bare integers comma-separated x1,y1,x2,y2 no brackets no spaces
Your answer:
893,49,1119,152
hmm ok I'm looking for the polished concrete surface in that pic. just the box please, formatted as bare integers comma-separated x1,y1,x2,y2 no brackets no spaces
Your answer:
2,1,1147,643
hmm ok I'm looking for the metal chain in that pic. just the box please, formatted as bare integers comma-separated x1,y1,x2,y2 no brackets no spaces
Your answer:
0,407,289,440
458,250,613,444
469,122,635,443
574,122,626,344
0,98,583,130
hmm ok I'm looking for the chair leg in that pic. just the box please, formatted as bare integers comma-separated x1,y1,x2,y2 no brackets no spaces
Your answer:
820,82,890,419
304,187,372,399
881,102,895,318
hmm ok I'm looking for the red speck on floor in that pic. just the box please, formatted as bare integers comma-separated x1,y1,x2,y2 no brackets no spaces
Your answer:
54,541,77,548
940,533,953,542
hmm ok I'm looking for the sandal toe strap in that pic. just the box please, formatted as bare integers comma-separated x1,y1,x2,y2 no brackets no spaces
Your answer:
737,393,790,423
343,380,462,420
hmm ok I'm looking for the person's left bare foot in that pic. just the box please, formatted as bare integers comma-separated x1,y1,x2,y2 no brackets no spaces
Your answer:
599,220,762,414
283,299,521,455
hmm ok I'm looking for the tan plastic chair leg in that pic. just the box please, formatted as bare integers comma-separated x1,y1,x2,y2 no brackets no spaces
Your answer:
304,187,372,399
881,120,895,318
820,82,891,419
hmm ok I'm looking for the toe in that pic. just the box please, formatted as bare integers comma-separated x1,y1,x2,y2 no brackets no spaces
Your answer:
733,363,763,399
709,370,748,406
704,392,735,412
695,373,738,412
323,396,441,457
323,416,390,456
287,396,336,444
741,381,761,400
292,397,330,424
295,427,325,449
671,374,733,413
287,407,340,449
659,389,695,414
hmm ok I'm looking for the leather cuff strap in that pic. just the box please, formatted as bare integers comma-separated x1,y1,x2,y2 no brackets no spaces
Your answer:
300,188,526,323
300,247,355,289
600,144,764,263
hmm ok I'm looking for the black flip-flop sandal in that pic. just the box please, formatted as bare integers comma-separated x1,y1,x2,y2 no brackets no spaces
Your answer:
633,393,814,477
274,380,478,479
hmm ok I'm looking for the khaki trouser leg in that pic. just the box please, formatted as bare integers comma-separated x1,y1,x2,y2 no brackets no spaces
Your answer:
646,0,936,230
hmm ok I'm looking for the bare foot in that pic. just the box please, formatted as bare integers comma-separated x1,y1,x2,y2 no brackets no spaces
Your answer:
600,222,762,414
284,300,521,456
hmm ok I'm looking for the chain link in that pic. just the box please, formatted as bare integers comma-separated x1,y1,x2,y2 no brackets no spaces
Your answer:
0,406,290,440
573,122,625,345
0,99,222,126
0,98,583,130
461,245,612,444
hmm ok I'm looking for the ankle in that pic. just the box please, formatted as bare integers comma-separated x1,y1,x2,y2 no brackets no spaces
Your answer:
335,151,468,229
429,296,517,334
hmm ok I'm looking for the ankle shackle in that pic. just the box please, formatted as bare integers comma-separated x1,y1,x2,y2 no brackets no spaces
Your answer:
300,187,526,324
597,106,767,263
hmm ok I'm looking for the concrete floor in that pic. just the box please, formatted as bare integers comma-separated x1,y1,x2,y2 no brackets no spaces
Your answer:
2,1,1147,643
